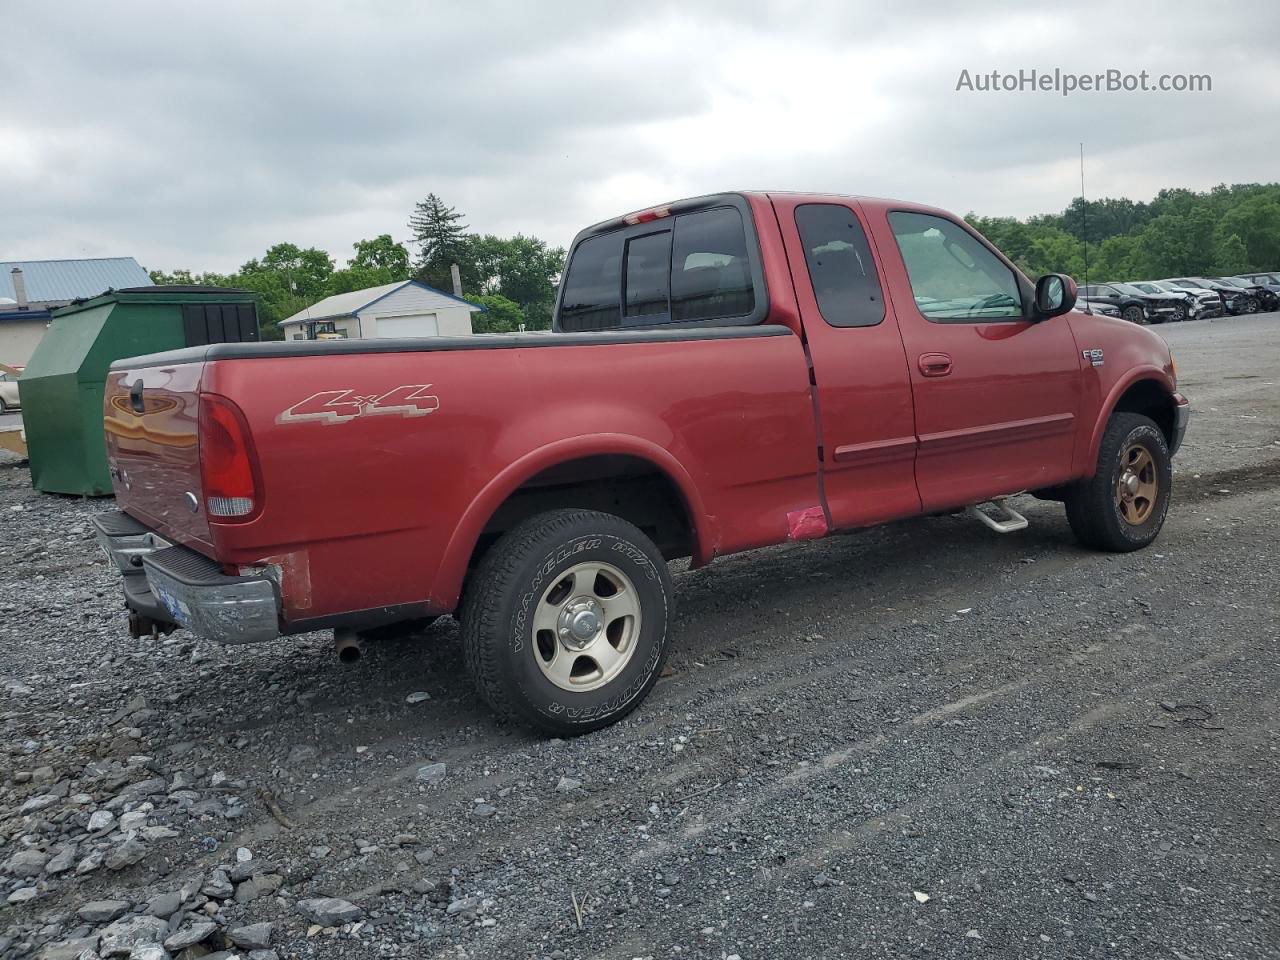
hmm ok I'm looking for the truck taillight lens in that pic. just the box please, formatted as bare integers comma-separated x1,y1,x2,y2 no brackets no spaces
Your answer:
199,394,261,521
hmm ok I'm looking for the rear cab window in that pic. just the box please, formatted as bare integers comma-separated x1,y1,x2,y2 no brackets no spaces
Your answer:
557,196,765,332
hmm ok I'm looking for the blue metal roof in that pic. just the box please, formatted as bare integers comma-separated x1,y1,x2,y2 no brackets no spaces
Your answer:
0,257,152,304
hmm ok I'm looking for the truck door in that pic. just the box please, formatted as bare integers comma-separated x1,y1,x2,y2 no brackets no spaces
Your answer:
864,206,1082,511
772,196,921,529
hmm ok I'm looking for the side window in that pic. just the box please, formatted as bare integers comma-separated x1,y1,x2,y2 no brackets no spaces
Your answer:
624,231,671,320
888,212,1024,322
794,204,884,328
670,207,755,322
559,232,623,331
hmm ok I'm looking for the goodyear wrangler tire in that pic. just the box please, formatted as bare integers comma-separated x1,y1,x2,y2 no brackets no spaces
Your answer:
460,509,674,735
1064,413,1171,552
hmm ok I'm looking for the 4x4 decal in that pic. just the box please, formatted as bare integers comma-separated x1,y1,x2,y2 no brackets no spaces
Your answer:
276,385,440,425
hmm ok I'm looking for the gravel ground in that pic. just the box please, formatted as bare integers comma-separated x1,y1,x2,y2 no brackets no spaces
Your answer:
2,313,1278,960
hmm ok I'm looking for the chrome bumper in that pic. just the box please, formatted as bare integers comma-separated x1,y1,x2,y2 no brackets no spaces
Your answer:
92,512,280,644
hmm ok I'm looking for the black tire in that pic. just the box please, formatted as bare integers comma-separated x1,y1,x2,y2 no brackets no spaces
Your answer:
1064,413,1172,552
1170,303,1187,322
1243,297,1259,314
1122,305,1146,325
460,508,674,735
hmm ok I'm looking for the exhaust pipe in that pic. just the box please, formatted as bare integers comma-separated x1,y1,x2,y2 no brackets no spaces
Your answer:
334,628,363,663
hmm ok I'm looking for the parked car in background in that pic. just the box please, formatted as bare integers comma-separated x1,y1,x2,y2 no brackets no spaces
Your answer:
1163,277,1255,315
1109,282,1193,322
91,190,1189,733
0,364,22,414
1214,276,1277,312
1129,281,1222,319
1076,296,1121,318
1079,283,1175,324
1235,271,1280,295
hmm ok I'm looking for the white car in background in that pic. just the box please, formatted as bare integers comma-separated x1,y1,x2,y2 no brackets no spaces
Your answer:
1133,280,1224,319
0,364,22,414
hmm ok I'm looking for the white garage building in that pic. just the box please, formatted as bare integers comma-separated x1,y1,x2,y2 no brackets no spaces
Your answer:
280,280,482,340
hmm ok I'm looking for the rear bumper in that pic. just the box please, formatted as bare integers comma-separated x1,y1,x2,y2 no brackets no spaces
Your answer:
1171,393,1190,456
92,512,280,644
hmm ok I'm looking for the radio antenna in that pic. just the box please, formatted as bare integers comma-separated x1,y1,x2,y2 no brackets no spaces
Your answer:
1080,142,1089,291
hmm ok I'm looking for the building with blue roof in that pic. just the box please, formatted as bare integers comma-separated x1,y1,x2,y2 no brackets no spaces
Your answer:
279,279,483,340
1,257,152,367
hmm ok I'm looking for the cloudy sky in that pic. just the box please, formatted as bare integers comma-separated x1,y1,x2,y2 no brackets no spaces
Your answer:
4,1,1279,274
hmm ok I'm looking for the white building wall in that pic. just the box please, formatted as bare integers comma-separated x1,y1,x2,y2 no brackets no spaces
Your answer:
359,284,474,338
278,282,477,340
0,316,51,366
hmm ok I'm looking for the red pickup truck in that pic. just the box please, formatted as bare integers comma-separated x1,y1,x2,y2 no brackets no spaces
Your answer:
95,192,1189,733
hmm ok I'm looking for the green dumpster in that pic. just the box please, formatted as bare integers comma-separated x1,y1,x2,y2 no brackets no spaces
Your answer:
20,286,259,495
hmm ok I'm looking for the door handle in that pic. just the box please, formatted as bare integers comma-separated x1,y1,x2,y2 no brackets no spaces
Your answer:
918,353,953,377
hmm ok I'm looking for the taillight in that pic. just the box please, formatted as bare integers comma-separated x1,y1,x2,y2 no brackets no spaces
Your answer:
198,394,261,521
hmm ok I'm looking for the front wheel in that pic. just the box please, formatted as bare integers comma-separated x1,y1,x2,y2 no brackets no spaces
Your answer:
1122,305,1146,325
1170,303,1187,322
1243,297,1259,314
1064,413,1172,552
460,509,674,735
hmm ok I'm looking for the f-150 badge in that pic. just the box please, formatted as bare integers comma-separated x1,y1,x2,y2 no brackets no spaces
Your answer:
1081,348,1104,367
277,385,440,425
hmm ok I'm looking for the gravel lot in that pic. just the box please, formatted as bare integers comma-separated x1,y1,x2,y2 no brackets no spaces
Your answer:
2,313,1278,960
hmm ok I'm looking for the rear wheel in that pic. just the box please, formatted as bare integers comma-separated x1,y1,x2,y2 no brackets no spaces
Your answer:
1064,413,1171,552
1122,305,1146,325
460,509,674,735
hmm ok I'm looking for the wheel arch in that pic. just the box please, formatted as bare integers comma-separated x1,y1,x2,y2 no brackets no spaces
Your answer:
431,435,712,611
1085,368,1177,475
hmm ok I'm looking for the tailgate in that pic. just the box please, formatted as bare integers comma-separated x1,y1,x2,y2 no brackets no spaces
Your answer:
104,361,214,553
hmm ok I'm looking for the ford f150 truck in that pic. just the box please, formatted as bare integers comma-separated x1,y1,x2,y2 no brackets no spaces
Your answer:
94,192,1189,734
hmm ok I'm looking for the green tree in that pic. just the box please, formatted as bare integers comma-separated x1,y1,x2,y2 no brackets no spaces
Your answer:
468,293,525,333
1129,209,1217,278
351,235,411,275
1216,195,1280,270
1092,235,1139,281
241,243,334,299
464,233,566,330
1213,233,1249,275
408,193,469,291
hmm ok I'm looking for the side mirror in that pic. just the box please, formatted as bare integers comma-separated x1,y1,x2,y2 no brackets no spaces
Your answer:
1034,274,1077,319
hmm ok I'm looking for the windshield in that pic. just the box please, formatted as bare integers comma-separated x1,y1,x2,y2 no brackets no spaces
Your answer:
1111,283,1147,296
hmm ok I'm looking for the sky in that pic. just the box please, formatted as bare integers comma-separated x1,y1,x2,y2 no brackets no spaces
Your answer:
3,0,1279,274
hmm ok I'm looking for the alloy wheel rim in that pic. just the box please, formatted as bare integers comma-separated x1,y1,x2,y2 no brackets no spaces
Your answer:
531,560,642,692
1115,443,1158,525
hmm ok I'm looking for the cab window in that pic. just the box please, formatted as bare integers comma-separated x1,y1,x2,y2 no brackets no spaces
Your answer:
889,212,1023,322
794,203,884,328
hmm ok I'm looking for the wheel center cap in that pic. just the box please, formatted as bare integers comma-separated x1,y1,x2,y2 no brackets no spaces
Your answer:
1121,471,1140,497
558,598,603,649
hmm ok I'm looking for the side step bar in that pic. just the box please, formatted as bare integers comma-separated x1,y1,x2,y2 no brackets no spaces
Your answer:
966,499,1028,534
